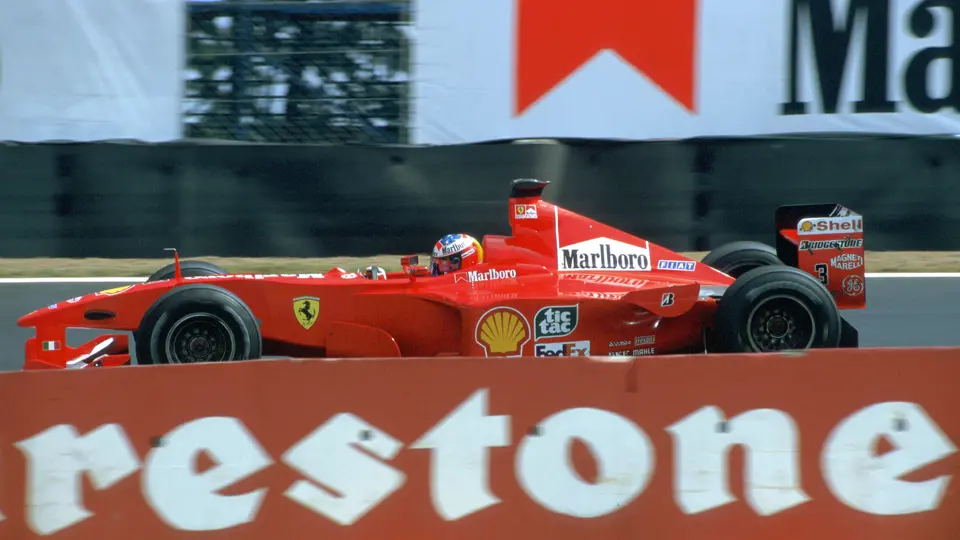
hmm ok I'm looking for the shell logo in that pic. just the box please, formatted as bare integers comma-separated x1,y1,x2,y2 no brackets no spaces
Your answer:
800,221,814,233
475,306,531,357
96,285,134,296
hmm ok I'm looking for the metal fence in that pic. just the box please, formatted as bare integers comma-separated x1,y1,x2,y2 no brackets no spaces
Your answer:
184,0,412,144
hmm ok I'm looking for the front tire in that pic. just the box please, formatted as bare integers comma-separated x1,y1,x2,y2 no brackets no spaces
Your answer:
134,284,262,365
146,260,228,282
711,266,841,353
701,241,781,278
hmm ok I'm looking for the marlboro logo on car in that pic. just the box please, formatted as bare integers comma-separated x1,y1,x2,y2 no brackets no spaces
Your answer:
559,237,651,272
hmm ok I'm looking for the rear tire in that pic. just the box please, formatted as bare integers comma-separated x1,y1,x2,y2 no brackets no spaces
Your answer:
711,265,841,353
147,260,227,282
134,284,261,365
701,241,781,278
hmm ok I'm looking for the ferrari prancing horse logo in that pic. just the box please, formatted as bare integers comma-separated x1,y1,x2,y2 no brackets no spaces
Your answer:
293,296,320,330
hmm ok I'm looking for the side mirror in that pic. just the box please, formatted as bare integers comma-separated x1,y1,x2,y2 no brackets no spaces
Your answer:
401,254,419,268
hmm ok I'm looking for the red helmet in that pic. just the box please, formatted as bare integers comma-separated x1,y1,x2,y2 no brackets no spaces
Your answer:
431,233,483,275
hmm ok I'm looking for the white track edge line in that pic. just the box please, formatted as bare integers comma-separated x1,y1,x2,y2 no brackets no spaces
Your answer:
2,272,960,284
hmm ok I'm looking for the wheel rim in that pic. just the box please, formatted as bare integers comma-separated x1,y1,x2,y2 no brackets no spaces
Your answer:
744,295,816,352
164,313,236,363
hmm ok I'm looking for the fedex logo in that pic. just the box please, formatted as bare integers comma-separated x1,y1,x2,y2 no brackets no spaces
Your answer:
798,216,863,236
534,341,590,357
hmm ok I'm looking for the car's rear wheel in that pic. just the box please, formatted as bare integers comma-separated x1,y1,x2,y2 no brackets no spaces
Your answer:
701,241,782,278
134,284,261,365
710,266,841,353
146,260,227,282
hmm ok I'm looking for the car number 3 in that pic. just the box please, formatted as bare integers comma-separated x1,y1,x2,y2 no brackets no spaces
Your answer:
814,263,828,285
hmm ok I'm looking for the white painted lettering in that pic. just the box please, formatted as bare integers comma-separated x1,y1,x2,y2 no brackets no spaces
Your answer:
16,424,141,535
282,413,406,525
411,389,511,520
516,408,653,518
667,406,810,516
142,417,272,531
823,402,957,515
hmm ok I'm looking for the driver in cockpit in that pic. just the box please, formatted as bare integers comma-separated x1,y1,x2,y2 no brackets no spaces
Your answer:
363,233,484,280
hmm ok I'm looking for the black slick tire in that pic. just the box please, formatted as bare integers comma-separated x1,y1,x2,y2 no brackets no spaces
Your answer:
134,284,261,365
146,260,228,282
701,241,782,278
712,265,841,353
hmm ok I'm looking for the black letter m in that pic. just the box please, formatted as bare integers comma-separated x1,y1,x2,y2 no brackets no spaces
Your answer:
781,0,895,115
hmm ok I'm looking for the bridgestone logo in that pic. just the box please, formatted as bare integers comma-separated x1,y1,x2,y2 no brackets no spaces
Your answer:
559,237,651,272
798,239,863,251
468,269,517,283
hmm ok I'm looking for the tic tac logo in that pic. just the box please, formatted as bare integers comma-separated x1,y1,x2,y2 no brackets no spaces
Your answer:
515,204,538,220
533,305,579,340
475,306,531,357
798,216,863,236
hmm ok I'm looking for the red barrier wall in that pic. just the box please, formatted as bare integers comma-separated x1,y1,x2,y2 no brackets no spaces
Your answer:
2,349,960,539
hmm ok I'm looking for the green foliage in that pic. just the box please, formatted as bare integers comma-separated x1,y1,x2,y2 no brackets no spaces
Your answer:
184,1,410,143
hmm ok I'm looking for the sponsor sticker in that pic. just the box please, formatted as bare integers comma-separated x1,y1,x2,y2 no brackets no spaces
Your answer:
293,296,320,330
830,253,864,271
455,268,518,284
66,296,83,304
475,306,531,357
661,292,675,307
842,274,865,297
96,285,133,296
634,335,655,346
559,237,651,272
798,239,863,251
609,339,630,348
657,260,696,272
609,348,656,357
47,304,57,310
515,204,538,220
533,305,579,340
797,216,863,236
534,340,591,357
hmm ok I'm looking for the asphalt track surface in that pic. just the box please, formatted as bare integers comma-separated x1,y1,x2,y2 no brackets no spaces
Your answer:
0,276,957,371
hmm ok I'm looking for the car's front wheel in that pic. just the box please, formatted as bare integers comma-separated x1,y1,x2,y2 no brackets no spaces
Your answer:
146,260,228,282
710,266,841,353
134,284,262,365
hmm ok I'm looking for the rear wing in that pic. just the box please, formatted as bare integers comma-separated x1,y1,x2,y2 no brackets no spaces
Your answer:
775,204,865,309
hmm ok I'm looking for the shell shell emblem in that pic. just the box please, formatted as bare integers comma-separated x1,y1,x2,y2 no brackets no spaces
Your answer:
475,307,531,357
96,285,133,296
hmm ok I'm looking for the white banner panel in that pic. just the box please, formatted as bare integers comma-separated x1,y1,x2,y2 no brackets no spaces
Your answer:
0,0,184,142
411,0,960,144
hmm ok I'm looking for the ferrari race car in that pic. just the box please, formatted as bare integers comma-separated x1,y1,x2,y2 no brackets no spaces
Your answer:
18,179,866,370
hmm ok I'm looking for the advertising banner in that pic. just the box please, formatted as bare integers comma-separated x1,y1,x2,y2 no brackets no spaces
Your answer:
0,0,184,142
411,0,960,144
1,350,960,539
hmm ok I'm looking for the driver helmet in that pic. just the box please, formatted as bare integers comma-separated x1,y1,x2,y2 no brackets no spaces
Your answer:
431,233,483,275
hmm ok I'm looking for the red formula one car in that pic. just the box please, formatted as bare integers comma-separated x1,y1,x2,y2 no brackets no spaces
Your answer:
18,179,865,370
